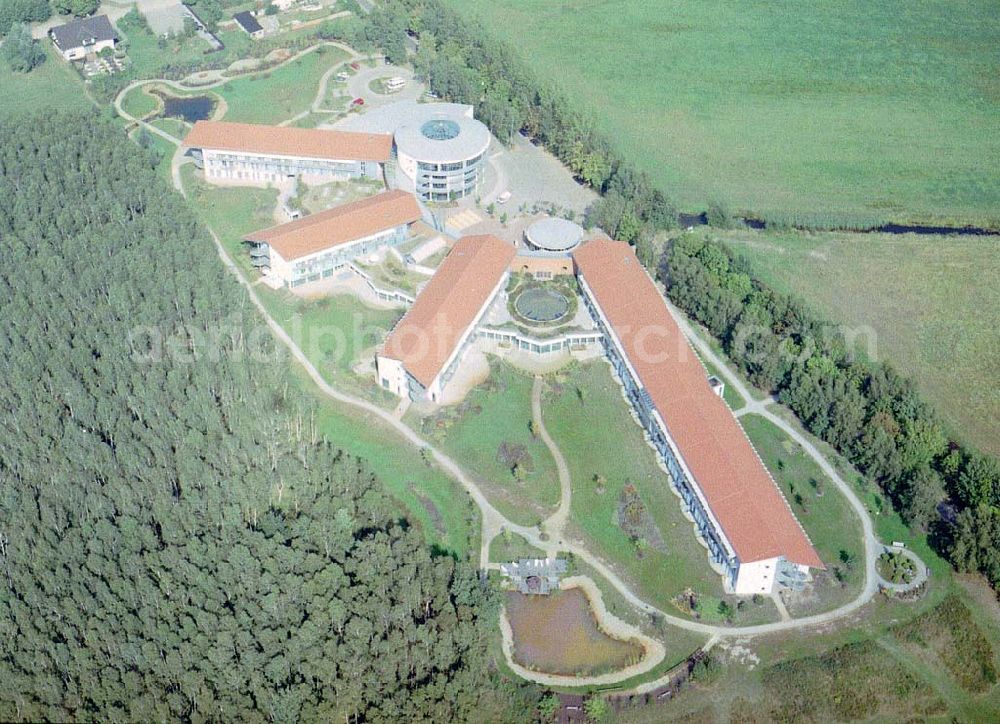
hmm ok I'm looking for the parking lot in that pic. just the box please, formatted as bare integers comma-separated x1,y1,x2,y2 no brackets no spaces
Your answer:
484,133,596,217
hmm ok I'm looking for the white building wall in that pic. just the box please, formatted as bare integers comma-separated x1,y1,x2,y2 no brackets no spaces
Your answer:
266,247,293,285
732,557,779,595
201,148,378,186
61,38,115,61
397,149,487,202
396,150,419,188
379,271,510,404
375,355,409,397
262,225,409,287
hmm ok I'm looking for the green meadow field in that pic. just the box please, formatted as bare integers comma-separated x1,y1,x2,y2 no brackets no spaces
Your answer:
447,0,1000,226
721,230,1000,455
0,46,92,120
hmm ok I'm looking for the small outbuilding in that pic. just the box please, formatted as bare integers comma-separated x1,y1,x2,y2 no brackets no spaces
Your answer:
49,15,117,62
524,217,585,254
233,11,265,38
500,558,568,595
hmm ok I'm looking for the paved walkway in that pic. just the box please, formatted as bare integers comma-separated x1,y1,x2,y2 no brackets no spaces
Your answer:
771,593,792,621
346,62,423,109
391,396,411,421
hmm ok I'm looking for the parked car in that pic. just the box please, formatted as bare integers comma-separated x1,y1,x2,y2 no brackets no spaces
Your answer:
350,62,360,70
497,190,512,204
352,98,365,106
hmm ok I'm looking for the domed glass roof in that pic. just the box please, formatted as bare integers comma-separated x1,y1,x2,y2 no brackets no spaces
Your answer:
420,119,461,141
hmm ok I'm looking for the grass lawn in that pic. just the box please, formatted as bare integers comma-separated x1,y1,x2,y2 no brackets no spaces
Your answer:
630,571,1000,722
216,45,350,124
488,530,545,564
180,163,278,276
543,360,734,616
289,110,341,128
120,84,159,119
215,29,254,60
291,368,477,559
353,255,427,296
447,0,1000,226
123,26,216,80
722,229,1000,455
740,414,865,615
0,47,92,119
299,177,383,215
149,117,189,140
406,361,561,526
259,289,402,405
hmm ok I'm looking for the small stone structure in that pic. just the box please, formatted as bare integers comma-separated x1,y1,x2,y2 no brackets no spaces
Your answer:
500,557,568,595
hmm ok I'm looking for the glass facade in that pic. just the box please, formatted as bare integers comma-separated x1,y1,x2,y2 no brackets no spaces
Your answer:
280,225,410,287
413,155,485,202
205,151,377,184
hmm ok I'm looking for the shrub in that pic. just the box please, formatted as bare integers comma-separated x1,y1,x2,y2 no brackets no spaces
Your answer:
1,23,44,73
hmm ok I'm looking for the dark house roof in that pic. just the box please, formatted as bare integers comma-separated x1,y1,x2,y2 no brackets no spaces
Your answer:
233,11,264,34
50,15,116,51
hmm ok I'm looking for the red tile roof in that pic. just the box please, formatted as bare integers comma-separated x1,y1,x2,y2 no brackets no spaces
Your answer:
573,238,823,569
382,234,515,388
244,190,422,261
183,120,393,162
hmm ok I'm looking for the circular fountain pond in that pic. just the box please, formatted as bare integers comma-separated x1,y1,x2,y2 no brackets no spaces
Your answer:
512,286,572,325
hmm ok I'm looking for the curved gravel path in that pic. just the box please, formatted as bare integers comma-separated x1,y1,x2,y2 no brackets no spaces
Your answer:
877,544,929,593
115,41,363,140
533,375,572,542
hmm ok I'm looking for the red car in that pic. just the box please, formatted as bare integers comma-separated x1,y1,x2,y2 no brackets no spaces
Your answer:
352,98,365,106
350,62,360,70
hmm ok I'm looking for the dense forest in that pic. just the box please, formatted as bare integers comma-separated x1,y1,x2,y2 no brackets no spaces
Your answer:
0,115,537,721
660,235,1000,586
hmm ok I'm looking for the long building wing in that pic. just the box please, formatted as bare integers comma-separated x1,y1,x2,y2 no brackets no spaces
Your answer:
243,190,422,261
573,238,823,569
381,234,515,388
183,120,393,163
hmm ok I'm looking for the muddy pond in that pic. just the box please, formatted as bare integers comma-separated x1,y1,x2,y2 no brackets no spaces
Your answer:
505,588,644,676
